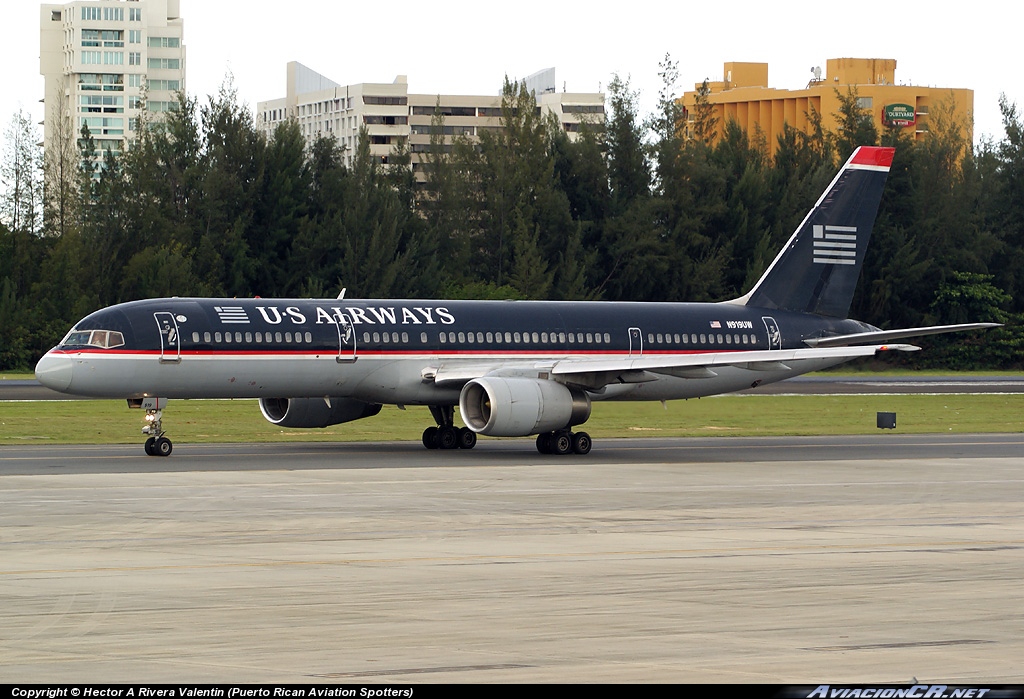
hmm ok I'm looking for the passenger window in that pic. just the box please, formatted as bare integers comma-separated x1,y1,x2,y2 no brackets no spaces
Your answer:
726,335,732,344
285,332,292,342
235,332,242,343
215,332,223,342
541,332,548,343
381,332,389,344
603,333,611,343
586,333,593,343
449,332,456,343
245,332,252,343
363,332,370,343
401,332,408,343
514,332,521,343
373,332,381,343
439,333,446,344
205,332,212,343
275,332,283,343
700,334,706,344
532,332,539,343
466,332,473,344
192,332,200,343
458,332,466,343
505,332,512,343
420,332,427,343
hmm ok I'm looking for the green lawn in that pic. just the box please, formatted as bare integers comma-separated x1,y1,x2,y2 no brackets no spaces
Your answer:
1,394,1021,445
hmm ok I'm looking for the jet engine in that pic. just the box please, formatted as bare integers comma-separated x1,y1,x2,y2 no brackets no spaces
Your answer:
459,377,591,437
258,397,382,428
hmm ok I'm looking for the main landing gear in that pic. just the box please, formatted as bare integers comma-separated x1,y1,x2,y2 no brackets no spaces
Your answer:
422,405,477,450
142,407,173,457
536,429,592,455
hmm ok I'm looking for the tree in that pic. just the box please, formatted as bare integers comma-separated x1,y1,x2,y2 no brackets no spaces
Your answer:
42,78,81,239
1,109,43,236
831,87,878,159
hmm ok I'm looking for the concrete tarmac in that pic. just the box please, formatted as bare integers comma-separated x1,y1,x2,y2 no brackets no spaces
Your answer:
1,435,1022,683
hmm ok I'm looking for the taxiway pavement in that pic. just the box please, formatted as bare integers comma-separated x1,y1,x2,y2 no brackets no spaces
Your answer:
1,435,1022,683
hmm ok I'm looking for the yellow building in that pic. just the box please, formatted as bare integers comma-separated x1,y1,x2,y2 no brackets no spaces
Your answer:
681,58,973,154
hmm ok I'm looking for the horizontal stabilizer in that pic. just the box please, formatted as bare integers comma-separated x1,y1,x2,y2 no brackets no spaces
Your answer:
803,323,1002,348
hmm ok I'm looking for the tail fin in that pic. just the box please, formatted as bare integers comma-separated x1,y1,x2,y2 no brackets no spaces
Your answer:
734,146,895,318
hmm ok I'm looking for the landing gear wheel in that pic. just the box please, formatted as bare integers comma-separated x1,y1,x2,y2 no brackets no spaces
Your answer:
144,437,156,456
422,426,440,449
155,436,173,457
536,433,552,454
572,431,592,455
457,427,477,450
437,425,459,450
552,431,573,455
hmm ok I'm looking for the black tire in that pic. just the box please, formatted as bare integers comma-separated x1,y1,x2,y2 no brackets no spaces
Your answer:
438,425,459,450
155,437,173,457
422,426,440,449
536,433,552,454
572,431,592,455
553,432,572,455
144,437,156,456
457,427,477,449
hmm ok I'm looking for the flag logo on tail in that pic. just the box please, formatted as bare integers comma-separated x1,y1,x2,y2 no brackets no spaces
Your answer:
813,225,857,265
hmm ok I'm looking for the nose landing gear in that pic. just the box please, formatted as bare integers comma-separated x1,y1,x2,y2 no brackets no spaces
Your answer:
129,397,173,457
142,407,173,456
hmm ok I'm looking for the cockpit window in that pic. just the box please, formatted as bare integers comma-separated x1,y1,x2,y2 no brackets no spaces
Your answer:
61,329,125,349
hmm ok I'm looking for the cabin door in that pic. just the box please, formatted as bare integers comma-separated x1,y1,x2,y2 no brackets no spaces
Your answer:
628,327,643,356
761,316,781,350
335,311,357,363
153,312,181,363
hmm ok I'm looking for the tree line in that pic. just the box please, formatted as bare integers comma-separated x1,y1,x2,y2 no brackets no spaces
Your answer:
2,60,1023,370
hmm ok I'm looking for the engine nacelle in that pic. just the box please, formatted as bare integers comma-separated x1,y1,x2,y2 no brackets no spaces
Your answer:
258,397,382,428
459,377,591,437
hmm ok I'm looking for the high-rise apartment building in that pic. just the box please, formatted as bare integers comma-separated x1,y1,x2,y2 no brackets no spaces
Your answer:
681,58,973,155
257,64,604,179
40,0,186,157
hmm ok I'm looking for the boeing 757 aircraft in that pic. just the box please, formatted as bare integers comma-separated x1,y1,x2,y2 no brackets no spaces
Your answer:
35,146,997,456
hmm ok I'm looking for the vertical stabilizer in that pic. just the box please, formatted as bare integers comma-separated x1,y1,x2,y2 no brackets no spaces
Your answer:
735,146,895,317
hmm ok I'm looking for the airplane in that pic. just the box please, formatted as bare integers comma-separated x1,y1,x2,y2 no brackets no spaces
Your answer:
34,146,998,456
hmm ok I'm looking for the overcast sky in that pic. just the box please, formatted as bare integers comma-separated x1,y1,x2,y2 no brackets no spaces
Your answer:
4,0,1019,148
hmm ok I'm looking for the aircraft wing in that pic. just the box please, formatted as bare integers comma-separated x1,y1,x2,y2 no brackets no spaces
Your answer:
803,323,1002,348
428,344,919,389
549,344,919,388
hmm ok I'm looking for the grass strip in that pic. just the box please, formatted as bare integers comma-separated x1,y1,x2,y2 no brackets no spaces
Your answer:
1,394,1021,445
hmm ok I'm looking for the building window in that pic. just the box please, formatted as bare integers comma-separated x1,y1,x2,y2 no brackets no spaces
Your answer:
128,52,141,66
129,8,142,21
103,52,124,66
148,58,180,70
363,96,408,106
129,30,141,44
148,36,181,48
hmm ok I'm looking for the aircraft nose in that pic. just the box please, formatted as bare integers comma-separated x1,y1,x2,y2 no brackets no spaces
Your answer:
35,352,74,393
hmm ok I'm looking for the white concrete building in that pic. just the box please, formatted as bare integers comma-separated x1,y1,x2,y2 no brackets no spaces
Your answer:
257,63,604,178
40,0,186,157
